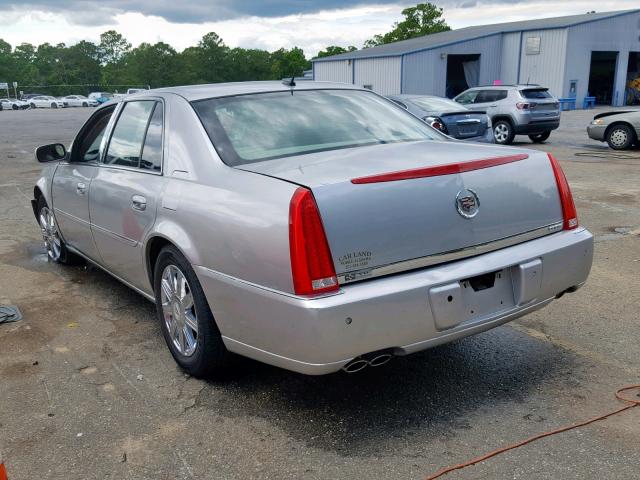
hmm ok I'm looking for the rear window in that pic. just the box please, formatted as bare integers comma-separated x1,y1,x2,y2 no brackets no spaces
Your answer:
192,89,442,166
521,89,552,99
410,96,467,112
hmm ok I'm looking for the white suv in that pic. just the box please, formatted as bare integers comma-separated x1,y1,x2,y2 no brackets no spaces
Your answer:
455,85,561,145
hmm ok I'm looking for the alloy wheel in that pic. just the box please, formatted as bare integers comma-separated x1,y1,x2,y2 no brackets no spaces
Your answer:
39,206,62,261
494,124,510,143
160,265,198,357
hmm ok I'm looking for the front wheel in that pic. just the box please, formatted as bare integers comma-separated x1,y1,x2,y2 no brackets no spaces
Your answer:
82,102,88,107
12,104,18,110
528,131,551,143
30,103,36,109
37,196,81,264
51,103,57,109
154,245,234,378
606,124,635,150
493,120,515,145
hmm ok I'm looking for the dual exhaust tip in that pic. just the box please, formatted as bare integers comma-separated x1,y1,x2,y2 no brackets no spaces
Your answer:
342,350,394,373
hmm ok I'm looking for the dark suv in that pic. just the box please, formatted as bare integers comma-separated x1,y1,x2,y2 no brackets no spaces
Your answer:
454,85,560,145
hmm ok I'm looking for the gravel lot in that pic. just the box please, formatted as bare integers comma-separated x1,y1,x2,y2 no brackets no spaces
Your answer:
1,106,639,480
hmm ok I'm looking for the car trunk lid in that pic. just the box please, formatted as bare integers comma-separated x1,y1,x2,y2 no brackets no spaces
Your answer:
439,111,488,139
239,140,564,281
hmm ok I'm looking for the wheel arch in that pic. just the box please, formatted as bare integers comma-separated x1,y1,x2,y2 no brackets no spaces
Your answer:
144,231,201,291
491,114,515,126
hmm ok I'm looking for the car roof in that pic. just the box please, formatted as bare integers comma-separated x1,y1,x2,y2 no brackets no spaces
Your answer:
464,84,546,91
147,81,361,102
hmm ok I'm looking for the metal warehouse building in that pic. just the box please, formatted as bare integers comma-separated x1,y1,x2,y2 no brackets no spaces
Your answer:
312,9,640,107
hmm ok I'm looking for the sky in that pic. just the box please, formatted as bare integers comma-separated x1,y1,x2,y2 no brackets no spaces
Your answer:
0,1,638,56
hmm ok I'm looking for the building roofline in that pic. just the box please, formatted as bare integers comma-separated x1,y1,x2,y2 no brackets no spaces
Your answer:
312,9,640,62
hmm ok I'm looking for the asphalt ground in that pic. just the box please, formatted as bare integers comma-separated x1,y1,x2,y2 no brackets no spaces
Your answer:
0,105,639,479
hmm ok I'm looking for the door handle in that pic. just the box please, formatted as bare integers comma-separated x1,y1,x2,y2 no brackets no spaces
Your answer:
131,195,147,211
76,182,86,195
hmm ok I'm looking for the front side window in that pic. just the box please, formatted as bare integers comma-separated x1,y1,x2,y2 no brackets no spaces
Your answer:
455,91,478,105
193,89,442,166
70,106,115,163
104,101,156,168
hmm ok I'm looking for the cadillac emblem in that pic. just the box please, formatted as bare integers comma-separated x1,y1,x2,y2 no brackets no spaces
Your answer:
455,189,480,218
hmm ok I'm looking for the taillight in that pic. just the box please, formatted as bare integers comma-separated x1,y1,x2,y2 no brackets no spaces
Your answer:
548,153,578,230
516,102,534,110
289,187,339,295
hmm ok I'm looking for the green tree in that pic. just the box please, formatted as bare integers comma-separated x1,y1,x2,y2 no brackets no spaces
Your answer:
98,30,131,65
364,2,450,48
123,42,179,87
315,45,357,59
270,47,310,79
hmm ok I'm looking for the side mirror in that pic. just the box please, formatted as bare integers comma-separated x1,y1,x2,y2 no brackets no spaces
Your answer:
36,143,67,163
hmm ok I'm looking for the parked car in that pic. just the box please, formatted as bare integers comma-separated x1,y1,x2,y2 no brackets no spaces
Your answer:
31,82,593,377
126,88,148,95
61,95,99,107
387,94,494,143
88,92,115,104
0,98,29,110
28,96,65,109
454,85,561,145
21,93,48,101
587,109,640,150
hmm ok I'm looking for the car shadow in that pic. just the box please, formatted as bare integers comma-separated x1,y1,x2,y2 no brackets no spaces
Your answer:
199,325,582,457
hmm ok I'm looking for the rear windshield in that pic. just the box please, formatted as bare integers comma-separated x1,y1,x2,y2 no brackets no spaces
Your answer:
521,89,552,99
410,96,467,112
192,89,442,166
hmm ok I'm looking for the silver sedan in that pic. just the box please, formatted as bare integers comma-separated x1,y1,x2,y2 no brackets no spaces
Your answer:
32,82,593,377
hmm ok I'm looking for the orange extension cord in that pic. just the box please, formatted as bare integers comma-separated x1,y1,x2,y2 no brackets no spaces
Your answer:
425,385,640,480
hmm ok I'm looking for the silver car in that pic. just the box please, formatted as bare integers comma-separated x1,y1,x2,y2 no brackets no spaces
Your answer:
455,85,561,145
587,109,640,150
32,82,593,377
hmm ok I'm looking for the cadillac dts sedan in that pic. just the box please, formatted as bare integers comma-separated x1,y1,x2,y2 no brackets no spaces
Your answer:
32,81,593,377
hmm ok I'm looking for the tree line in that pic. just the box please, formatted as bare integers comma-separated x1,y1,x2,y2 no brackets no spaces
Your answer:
0,3,449,96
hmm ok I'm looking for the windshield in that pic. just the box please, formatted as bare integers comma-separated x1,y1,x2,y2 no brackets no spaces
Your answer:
410,96,467,112
192,89,442,166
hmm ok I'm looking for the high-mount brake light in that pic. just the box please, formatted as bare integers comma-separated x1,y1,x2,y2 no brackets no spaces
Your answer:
548,153,578,230
289,188,339,295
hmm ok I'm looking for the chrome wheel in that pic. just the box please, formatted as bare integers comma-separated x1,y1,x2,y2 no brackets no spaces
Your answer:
609,128,629,148
161,265,198,357
39,206,62,261
494,123,510,143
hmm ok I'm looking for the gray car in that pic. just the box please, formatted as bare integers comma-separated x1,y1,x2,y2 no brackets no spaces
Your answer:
455,85,561,145
387,94,494,143
587,109,640,150
32,81,593,377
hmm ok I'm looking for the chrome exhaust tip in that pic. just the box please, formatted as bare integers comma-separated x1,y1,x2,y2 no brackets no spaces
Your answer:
368,353,393,367
342,358,369,373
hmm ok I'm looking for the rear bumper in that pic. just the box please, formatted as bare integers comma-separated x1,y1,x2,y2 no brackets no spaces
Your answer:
515,120,560,135
587,124,606,142
196,228,593,375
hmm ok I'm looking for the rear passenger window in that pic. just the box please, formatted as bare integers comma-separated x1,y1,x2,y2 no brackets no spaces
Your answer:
140,103,163,172
104,101,156,169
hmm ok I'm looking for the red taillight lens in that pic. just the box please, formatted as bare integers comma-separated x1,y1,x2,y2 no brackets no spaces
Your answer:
289,187,339,295
516,102,530,110
548,153,578,230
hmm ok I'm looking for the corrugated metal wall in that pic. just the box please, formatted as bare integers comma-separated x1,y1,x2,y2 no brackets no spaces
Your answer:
402,34,503,96
518,29,568,98
313,60,353,84
500,32,521,85
353,57,402,95
565,11,640,106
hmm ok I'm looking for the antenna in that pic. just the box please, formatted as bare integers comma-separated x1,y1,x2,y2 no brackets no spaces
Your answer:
282,76,296,87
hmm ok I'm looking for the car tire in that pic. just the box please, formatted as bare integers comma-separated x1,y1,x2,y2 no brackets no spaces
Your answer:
30,103,36,109
493,120,515,145
82,102,88,107
12,104,18,110
36,196,81,265
51,103,57,109
154,245,234,378
606,124,635,150
528,131,551,143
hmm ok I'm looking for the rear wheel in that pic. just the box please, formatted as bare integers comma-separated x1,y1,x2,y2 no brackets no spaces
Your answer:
12,104,18,110
606,124,635,150
82,102,88,107
154,245,234,378
30,103,36,109
528,131,551,143
493,120,515,145
36,196,81,264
